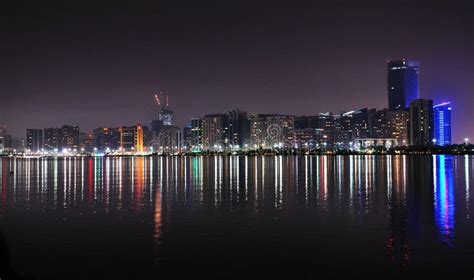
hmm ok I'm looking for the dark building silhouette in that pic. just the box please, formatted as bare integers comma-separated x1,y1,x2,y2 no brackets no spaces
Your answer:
190,118,202,146
0,126,12,152
409,99,434,146
79,132,95,153
317,112,333,131
344,108,375,140
44,127,62,151
26,129,43,152
228,110,250,147
371,109,392,138
183,125,193,146
61,125,80,150
388,60,420,110
94,127,120,152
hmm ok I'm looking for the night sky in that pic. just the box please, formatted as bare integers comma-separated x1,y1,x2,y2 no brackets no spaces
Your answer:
1,0,473,142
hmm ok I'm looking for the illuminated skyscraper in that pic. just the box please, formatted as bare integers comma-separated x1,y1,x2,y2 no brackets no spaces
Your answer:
119,124,145,152
433,102,452,146
388,59,420,110
159,108,174,126
388,110,409,145
136,124,144,152
202,113,229,150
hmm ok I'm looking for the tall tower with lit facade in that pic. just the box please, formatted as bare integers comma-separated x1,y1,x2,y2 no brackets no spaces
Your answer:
388,59,420,110
136,123,144,152
119,124,145,152
433,102,452,146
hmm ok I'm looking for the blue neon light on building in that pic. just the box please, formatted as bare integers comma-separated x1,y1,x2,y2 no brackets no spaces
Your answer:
433,102,452,146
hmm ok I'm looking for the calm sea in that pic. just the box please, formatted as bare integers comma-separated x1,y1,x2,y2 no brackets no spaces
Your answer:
0,155,473,279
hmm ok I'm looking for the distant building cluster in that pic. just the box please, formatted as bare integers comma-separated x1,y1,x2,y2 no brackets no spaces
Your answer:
178,59,452,152
0,59,455,155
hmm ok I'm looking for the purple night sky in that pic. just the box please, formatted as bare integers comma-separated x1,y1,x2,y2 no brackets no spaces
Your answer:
1,1,473,142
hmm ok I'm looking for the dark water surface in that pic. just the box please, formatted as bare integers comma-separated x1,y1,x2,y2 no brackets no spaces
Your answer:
0,155,473,279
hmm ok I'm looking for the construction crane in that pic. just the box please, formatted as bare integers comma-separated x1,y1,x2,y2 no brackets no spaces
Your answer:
154,91,169,109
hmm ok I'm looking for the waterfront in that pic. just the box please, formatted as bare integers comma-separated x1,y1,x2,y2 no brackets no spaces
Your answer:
0,155,473,278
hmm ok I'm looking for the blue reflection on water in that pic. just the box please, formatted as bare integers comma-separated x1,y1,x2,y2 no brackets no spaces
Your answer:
433,155,455,247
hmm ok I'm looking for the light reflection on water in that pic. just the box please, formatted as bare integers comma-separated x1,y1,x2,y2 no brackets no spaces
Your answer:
0,155,473,277
433,155,455,247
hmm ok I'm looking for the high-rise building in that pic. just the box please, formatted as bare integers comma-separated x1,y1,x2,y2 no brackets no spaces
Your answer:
0,136,10,152
433,102,452,146
26,129,43,152
119,124,144,152
228,110,250,147
294,116,319,130
317,113,333,131
190,118,203,146
135,124,144,152
61,125,80,150
80,133,95,153
158,125,181,153
159,108,174,126
0,125,12,152
371,109,392,138
94,127,120,152
388,59,420,110
202,113,229,150
409,99,434,146
388,110,409,145
250,114,294,148
12,138,25,152
342,108,375,140
44,128,62,151
183,125,193,146
119,126,136,151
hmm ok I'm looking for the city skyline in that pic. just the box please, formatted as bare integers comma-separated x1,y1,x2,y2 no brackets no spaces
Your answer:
1,1,473,142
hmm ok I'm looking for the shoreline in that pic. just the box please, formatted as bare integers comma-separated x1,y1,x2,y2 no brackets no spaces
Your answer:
1,151,473,158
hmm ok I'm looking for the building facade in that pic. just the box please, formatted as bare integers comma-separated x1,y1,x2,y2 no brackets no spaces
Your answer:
388,110,409,145
250,114,295,148
157,125,181,153
409,99,434,146
388,59,420,110
119,124,145,152
190,118,203,146
94,127,120,152
26,129,43,152
228,110,250,148
433,102,452,146
202,114,229,150
44,128,62,151
61,125,80,150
